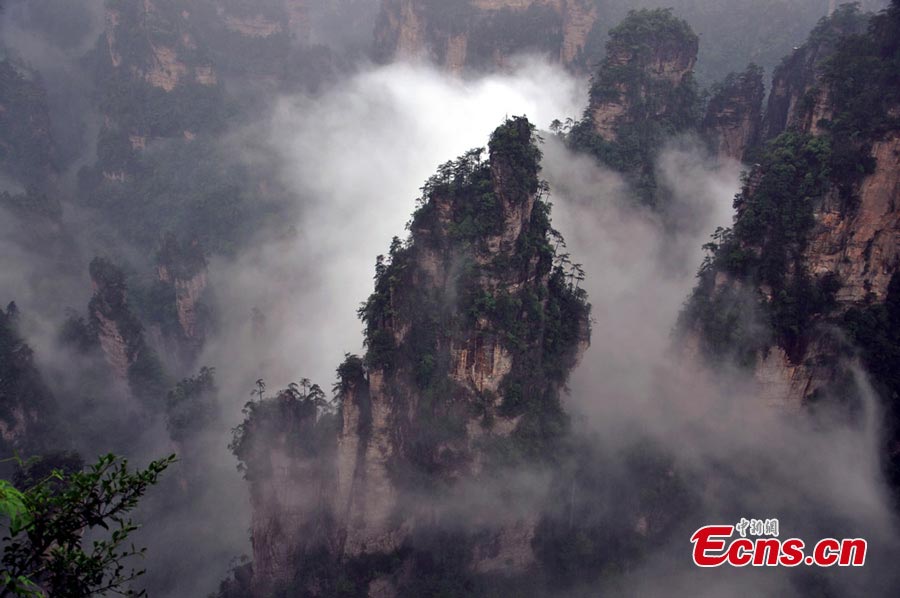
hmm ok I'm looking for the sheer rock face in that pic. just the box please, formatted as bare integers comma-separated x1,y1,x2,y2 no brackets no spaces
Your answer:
702,67,764,162
103,2,217,93
100,0,323,92
157,237,209,346
685,12,898,410
250,443,334,595
761,42,829,141
690,132,900,408
803,134,900,305
374,0,599,73
88,261,143,380
336,123,580,561
761,14,868,141
588,21,698,142
242,394,338,598
247,120,590,594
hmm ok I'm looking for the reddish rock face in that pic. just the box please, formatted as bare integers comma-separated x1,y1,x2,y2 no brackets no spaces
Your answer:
803,134,900,305
684,8,899,408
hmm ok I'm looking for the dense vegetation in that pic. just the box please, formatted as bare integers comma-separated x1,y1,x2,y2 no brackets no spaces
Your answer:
359,117,590,479
683,132,838,362
567,9,702,208
574,1,887,82
230,380,336,482
819,0,900,198
165,367,218,445
683,2,899,365
0,453,173,597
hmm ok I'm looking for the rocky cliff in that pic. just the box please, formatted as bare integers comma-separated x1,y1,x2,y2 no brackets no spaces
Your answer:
236,117,590,595
88,258,167,406
586,9,697,142
761,4,869,142
156,234,209,354
566,8,700,208
374,0,600,73
683,3,900,408
701,64,764,163
88,258,144,381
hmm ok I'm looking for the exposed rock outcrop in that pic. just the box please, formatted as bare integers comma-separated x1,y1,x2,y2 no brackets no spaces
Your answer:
587,9,698,142
374,0,601,73
103,1,216,93
241,118,590,595
157,234,209,346
682,4,900,409
803,133,900,304
702,65,765,162
761,5,869,141
88,258,144,381
566,9,700,209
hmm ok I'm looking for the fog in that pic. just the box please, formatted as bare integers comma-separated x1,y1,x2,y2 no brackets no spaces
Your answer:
138,58,591,596
546,138,899,595
204,59,587,404
196,55,898,595
2,1,898,596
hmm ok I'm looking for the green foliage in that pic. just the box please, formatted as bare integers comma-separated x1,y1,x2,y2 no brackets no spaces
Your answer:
685,132,838,361
567,9,701,208
684,4,900,365
334,354,366,394
360,117,590,479
605,8,698,56
465,5,563,69
732,134,831,279
488,116,543,203
95,73,231,140
414,149,502,244
818,1,900,199
79,134,283,255
165,367,218,444
0,453,174,598
87,258,170,408
230,380,335,481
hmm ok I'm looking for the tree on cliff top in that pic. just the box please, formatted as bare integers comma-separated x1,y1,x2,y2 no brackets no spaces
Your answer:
567,9,702,208
230,380,335,481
